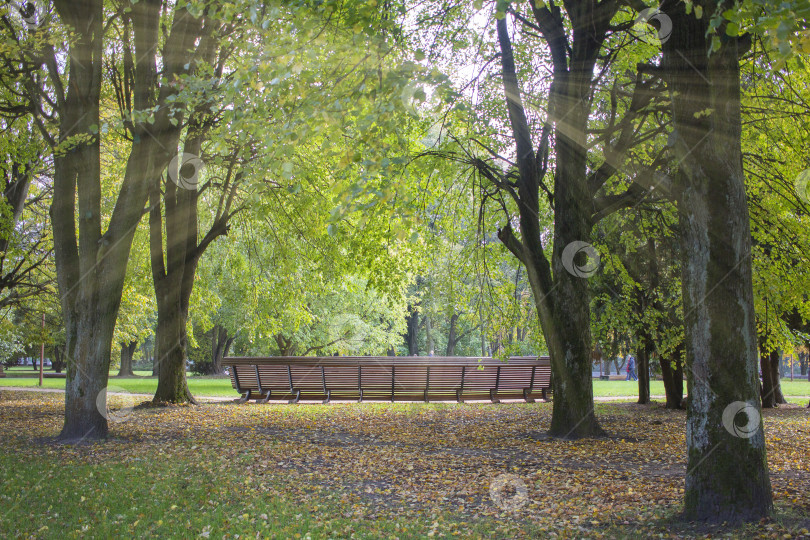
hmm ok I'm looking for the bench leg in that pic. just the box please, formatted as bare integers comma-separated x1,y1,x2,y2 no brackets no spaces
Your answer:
541,388,550,402
237,390,252,404
288,389,301,404
456,389,464,403
523,388,535,404
322,390,331,404
258,390,271,404
489,389,500,404
358,389,363,403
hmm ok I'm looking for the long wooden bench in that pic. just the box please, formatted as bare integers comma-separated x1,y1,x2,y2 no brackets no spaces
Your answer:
224,356,552,404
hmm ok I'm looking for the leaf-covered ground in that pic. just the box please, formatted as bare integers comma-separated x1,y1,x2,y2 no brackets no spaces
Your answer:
1,391,808,539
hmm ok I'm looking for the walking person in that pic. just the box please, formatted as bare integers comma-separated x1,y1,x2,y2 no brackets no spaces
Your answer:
626,354,638,381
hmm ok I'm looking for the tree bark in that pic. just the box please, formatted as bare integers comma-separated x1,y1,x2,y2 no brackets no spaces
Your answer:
117,340,137,377
660,0,772,521
425,315,434,355
659,344,684,409
153,286,195,403
48,0,198,440
760,349,786,407
149,104,236,399
405,306,419,355
51,345,65,373
494,8,617,438
637,333,652,405
212,325,234,375
446,312,458,356
50,0,114,441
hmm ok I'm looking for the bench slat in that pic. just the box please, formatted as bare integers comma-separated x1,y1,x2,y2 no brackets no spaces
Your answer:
224,356,552,403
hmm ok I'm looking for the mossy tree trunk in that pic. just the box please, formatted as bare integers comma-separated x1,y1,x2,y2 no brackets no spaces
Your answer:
660,0,772,521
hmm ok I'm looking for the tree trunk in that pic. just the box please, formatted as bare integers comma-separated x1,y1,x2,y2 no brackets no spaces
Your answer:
760,349,786,407
659,345,684,409
117,341,137,377
211,325,233,375
424,315,434,355
661,0,771,521
153,290,195,403
637,334,652,405
51,0,113,441
446,312,458,356
51,345,65,373
149,117,232,400
50,0,198,440
405,306,419,355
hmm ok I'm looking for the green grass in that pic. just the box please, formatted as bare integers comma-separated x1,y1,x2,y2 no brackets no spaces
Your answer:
0,449,516,539
2,392,808,539
593,379,809,398
0,372,236,397
3,371,808,399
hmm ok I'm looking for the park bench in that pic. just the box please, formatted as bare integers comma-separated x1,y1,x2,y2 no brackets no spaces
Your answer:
224,356,552,404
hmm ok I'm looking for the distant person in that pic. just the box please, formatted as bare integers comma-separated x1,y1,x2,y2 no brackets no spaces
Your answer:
429,349,435,357
626,355,638,381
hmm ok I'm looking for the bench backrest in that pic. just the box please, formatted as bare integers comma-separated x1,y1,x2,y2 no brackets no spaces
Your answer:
224,356,551,402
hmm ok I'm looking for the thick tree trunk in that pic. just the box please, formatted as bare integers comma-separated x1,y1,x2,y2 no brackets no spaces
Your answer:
150,171,198,404
152,284,195,403
661,0,771,521
494,14,609,439
117,341,137,377
51,0,112,441
149,123,230,400
543,272,604,438
51,0,196,439
60,305,118,440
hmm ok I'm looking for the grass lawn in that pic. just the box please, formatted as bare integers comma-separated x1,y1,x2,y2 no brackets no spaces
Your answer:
3,370,809,401
0,392,808,539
